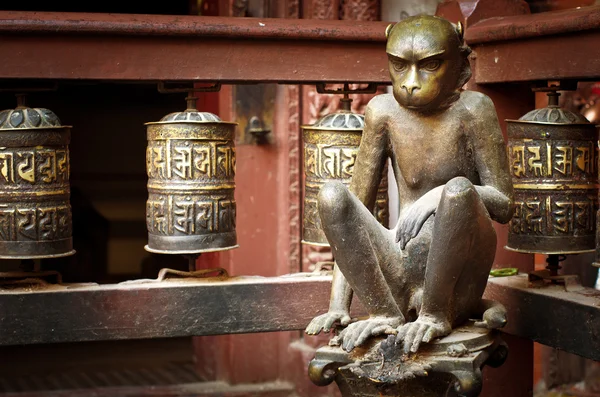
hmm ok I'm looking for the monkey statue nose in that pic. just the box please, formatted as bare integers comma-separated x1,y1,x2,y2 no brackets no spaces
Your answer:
402,84,419,95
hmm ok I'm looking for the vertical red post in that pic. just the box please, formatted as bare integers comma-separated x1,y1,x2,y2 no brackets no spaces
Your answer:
192,0,307,389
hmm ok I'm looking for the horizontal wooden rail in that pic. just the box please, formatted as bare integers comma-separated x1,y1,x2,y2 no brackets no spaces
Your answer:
1,9,599,84
484,274,600,361
0,12,390,83
0,273,335,345
0,12,386,41
466,6,600,44
467,6,600,83
1,271,599,362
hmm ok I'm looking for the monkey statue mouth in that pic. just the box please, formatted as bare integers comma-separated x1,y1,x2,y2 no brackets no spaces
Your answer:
396,94,439,111
395,87,462,113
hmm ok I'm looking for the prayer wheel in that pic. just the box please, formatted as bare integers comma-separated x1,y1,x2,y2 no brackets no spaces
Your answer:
581,91,600,267
506,89,599,254
145,95,238,254
0,95,74,259
302,98,389,246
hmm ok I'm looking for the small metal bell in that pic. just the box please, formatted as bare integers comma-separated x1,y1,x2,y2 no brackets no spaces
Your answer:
0,94,74,259
302,97,389,246
506,88,599,254
145,94,238,254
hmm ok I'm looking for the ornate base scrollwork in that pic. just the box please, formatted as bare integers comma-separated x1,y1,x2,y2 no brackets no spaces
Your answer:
451,369,483,397
308,323,506,397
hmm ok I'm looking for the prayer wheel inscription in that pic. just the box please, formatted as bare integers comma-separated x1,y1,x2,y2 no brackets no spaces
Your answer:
145,110,237,254
506,94,599,254
0,104,74,259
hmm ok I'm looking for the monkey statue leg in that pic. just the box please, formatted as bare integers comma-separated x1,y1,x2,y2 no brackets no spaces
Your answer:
397,176,497,353
318,181,406,352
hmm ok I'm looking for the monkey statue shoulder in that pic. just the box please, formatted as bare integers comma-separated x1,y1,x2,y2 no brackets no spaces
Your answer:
305,15,513,356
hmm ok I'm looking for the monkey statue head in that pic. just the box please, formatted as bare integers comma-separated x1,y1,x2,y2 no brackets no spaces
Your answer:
386,16,471,113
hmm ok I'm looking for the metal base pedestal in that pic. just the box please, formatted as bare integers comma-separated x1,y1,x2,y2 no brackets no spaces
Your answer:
309,323,508,397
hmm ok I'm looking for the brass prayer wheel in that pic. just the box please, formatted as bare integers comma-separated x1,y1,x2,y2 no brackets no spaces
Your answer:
506,89,599,254
145,95,238,254
0,95,74,259
302,98,389,246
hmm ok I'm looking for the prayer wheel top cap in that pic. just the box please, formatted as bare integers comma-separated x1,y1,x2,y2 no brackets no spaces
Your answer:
511,91,591,125
158,109,223,123
0,99,65,131
146,109,238,125
303,99,365,130
146,94,236,125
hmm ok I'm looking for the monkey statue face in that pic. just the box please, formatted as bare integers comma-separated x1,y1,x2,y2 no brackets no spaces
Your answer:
386,16,471,112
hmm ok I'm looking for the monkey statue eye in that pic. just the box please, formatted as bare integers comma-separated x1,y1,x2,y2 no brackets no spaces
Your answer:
392,60,407,72
422,59,442,71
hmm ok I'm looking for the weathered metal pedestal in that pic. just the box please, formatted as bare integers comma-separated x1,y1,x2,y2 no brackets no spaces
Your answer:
309,323,507,397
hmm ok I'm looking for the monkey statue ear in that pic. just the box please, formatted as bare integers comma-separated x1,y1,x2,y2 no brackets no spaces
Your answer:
385,23,395,39
456,21,464,42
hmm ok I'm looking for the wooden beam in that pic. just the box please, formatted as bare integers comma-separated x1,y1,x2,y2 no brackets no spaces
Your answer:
0,12,390,83
466,6,600,83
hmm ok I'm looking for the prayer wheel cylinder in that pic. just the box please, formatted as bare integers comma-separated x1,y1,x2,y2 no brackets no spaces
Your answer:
302,101,389,246
145,100,238,254
506,91,599,254
0,99,74,259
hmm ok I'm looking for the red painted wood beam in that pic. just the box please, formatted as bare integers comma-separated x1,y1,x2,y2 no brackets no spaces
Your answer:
0,12,390,83
466,6,600,83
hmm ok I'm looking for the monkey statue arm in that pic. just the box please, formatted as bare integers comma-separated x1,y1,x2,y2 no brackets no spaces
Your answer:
349,97,390,209
305,98,389,336
469,93,514,224
304,265,354,336
336,97,388,311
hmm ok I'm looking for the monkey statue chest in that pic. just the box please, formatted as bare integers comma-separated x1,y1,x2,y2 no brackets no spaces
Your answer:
393,123,472,189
